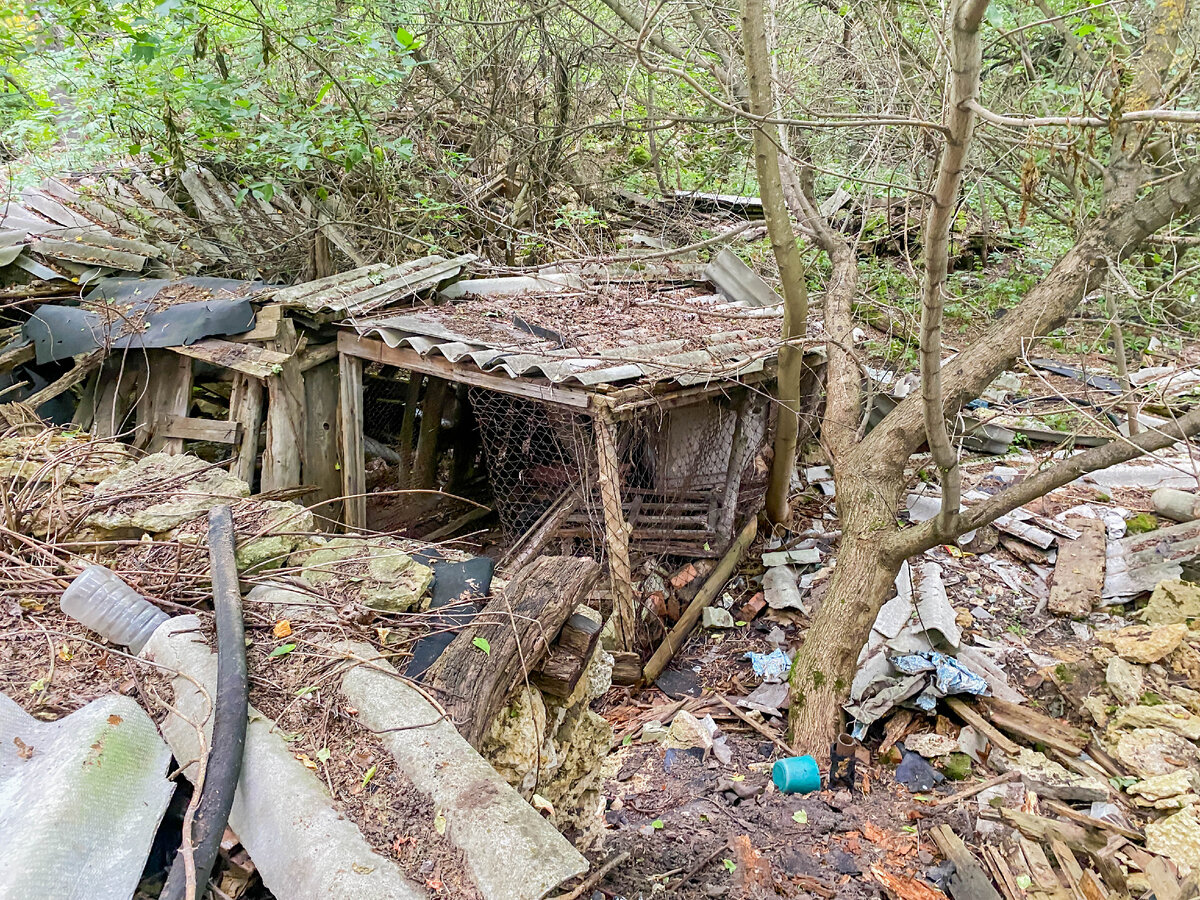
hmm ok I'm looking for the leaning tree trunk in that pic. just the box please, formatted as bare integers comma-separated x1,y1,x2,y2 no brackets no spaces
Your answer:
787,452,907,756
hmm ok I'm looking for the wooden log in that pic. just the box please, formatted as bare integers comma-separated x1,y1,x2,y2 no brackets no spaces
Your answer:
641,516,757,684
412,376,449,488
981,697,1089,754
611,651,643,686
533,611,603,698
262,319,305,491
302,359,343,522
338,352,366,530
1049,518,1106,617
944,697,1021,756
423,555,601,748
230,373,264,487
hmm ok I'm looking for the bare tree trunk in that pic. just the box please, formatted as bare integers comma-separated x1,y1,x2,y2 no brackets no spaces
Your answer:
742,0,810,527
919,0,990,538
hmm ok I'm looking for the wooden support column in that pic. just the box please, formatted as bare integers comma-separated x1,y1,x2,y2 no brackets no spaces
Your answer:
229,373,264,487
338,352,366,530
715,391,752,544
261,319,305,491
140,350,193,453
92,354,146,439
397,374,423,488
595,408,637,651
412,375,449,489
303,359,343,523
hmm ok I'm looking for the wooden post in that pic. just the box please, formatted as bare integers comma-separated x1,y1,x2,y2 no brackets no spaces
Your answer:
715,391,751,544
92,356,145,440
141,350,193,453
397,373,423,487
229,374,264,487
412,375,449,488
595,408,637,651
261,319,305,491
303,359,343,523
338,352,366,530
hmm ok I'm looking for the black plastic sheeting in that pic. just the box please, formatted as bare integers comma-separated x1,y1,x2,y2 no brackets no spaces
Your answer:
405,551,495,680
22,276,264,364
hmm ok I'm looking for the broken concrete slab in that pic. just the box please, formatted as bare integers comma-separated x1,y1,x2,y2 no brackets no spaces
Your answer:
167,499,314,571
1111,703,1200,740
1102,623,1190,664
1128,770,1198,804
666,709,714,753
335,639,589,900
1113,728,1200,778
702,607,736,628
145,618,426,900
1048,517,1106,617
87,452,250,533
1141,578,1200,627
1145,808,1200,870
0,693,174,900
1105,656,1146,706
293,536,433,611
996,748,1109,803
903,733,959,758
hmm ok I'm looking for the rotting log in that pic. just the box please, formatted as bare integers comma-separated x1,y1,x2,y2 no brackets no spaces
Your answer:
533,610,603,698
641,516,757,685
423,555,601,749
338,352,366,530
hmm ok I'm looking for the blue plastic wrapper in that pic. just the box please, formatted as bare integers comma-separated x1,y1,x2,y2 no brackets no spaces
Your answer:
744,648,791,680
891,651,989,697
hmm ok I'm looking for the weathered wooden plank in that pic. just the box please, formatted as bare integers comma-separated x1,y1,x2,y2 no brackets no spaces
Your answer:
162,415,241,443
1049,518,1107,617
929,825,1005,900
261,320,305,491
302,359,343,522
533,611,603,698
229,373,264,487
338,352,366,530
140,350,194,453
172,339,292,378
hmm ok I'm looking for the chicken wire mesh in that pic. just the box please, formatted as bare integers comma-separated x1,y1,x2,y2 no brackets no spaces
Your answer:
359,361,771,560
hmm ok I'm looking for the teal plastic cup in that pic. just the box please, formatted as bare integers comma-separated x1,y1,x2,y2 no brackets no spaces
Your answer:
773,755,821,794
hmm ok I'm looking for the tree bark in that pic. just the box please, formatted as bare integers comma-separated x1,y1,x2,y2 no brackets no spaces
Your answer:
742,0,810,527
919,0,990,539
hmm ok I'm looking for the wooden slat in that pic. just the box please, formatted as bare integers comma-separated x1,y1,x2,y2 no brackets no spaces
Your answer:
261,320,305,491
302,359,343,522
172,339,292,378
338,352,366,530
140,351,193,453
229,373,264,486
163,415,241,443
337,331,593,409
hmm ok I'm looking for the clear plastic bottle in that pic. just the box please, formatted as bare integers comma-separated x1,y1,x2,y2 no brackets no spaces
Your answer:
60,565,170,654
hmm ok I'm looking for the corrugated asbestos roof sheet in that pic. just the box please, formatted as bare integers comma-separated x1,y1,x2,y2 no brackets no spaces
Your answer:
352,280,783,389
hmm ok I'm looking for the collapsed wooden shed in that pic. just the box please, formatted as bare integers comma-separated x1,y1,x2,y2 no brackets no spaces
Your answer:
335,267,825,651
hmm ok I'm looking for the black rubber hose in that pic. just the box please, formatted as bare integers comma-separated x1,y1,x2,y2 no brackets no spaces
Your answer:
161,505,248,900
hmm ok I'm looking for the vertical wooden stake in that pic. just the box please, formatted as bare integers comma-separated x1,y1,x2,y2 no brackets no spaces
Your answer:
303,359,343,523
339,352,366,531
397,373,423,487
262,319,305,491
412,376,449,489
229,373,264,488
595,408,637,651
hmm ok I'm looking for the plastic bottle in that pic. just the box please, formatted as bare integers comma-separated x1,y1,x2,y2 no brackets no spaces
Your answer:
60,565,170,654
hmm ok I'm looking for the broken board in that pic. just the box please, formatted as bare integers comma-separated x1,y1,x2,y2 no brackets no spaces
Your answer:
1049,518,1106,617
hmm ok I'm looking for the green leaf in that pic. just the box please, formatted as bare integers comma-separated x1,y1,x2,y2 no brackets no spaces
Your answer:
723,859,736,874
621,734,632,746
1016,875,1033,890
394,26,418,49
792,809,808,824
294,685,318,696
269,643,296,658
361,764,377,787
901,825,918,833
472,636,491,655
434,812,446,835
651,819,663,830
1074,23,1097,37
316,747,330,763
